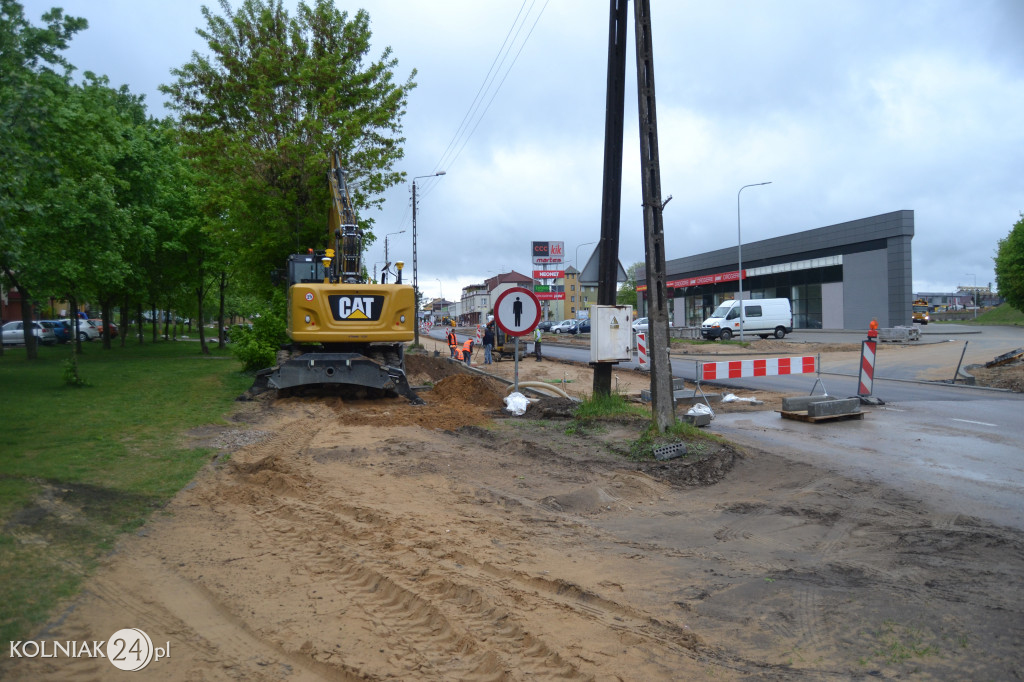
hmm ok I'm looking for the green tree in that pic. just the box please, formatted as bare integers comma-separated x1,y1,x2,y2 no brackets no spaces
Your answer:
20,75,136,351
162,0,416,298
994,213,1024,312
616,261,643,308
0,1,85,357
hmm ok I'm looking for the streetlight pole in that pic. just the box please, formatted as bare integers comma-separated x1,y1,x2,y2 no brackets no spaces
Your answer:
411,171,446,345
737,181,771,341
383,230,405,283
575,240,599,272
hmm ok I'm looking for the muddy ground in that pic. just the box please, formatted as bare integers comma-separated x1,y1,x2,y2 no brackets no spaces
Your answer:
4,338,1023,680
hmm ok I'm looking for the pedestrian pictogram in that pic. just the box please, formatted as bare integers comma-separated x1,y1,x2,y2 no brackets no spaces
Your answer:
493,287,541,337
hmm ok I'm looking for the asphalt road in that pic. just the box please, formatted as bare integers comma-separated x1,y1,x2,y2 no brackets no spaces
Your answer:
437,324,1024,531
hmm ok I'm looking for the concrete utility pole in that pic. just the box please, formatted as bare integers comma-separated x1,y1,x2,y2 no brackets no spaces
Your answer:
411,171,445,346
632,0,674,432
593,0,629,398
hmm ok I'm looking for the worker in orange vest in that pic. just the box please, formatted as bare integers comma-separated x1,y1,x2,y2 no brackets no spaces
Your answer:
447,329,457,357
461,339,474,365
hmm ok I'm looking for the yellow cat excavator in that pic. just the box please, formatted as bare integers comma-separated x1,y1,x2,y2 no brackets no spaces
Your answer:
251,150,421,403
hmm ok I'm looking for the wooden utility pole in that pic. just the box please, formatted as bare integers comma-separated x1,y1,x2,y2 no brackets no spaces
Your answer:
633,0,675,431
593,0,629,397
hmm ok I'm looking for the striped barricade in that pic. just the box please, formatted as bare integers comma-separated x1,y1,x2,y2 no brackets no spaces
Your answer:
696,354,826,402
699,355,818,381
637,332,649,371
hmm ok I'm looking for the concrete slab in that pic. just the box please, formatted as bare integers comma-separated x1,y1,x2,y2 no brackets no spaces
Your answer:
807,397,861,417
781,395,834,412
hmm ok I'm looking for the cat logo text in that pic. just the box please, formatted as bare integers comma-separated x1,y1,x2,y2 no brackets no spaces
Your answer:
329,295,384,322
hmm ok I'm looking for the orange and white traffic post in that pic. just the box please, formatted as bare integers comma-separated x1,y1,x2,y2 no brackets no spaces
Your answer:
857,319,884,405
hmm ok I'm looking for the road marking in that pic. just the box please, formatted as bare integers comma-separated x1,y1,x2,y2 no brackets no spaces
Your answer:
951,418,998,427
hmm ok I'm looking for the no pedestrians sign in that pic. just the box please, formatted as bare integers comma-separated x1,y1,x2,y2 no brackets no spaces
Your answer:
493,287,541,337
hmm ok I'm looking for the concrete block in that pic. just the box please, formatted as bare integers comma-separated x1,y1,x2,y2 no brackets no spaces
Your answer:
681,412,713,427
641,388,719,404
654,442,688,460
781,395,833,412
807,397,861,417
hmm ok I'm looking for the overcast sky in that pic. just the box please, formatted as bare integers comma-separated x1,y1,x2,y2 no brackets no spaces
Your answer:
23,0,1024,305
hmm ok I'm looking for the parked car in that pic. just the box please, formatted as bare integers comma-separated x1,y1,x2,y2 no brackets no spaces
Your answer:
551,319,578,334
2,320,57,346
576,319,591,333
56,318,100,342
537,320,554,332
42,320,71,344
89,319,118,339
632,317,648,333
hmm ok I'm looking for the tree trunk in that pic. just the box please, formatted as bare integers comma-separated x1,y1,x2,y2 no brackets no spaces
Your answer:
70,297,82,354
197,286,209,355
150,304,158,342
136,303,144,344
120,296,128,348
218,271,228,349
19,290,37,359
100,300,113,349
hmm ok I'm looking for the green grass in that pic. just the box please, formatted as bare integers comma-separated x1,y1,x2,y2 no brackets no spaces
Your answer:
933,302,1023,326
967,303,1024,326
0,340,252,643
628,419,711,461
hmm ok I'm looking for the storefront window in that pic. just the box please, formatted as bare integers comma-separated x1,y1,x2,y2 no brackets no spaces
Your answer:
791,283,822,329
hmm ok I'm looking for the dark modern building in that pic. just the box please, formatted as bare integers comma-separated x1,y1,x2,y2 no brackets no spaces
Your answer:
637,210,914,330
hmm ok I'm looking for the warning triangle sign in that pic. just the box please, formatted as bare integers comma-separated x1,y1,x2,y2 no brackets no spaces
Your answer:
346,309,369,320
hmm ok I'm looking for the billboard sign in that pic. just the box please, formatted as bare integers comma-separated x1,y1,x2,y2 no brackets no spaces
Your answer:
531,241,564,265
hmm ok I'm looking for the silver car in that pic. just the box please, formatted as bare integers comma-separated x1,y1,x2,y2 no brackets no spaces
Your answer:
2,320,57,346
54,318,101,342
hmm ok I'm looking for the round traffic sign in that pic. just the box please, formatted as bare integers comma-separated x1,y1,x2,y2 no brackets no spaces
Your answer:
493,287,541,337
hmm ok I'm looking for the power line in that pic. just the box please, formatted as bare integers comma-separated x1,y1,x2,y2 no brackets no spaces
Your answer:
426,0,550,188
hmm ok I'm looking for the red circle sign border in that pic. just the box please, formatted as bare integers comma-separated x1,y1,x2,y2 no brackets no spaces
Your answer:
493,287,541,337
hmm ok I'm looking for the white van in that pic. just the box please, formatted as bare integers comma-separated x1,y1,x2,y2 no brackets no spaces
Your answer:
700,298,793,340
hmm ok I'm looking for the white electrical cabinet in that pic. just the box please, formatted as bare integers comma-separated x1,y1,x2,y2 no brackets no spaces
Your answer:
590,305,633,363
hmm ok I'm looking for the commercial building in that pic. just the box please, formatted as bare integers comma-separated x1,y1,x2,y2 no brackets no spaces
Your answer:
637,210,915,330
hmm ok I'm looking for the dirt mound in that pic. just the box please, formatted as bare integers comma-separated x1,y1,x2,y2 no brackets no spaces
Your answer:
426,374,508,411
968,360,1024,392
405,352,470,385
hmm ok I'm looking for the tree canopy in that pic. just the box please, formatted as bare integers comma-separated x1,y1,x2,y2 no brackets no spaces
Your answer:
161,0,416,296
994,213,1024,312
616,261,643,308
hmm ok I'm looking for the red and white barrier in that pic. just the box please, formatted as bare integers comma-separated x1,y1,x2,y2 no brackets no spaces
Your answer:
699,355,817,381
475,325,483,344
637,332,649,371
858,340,877,396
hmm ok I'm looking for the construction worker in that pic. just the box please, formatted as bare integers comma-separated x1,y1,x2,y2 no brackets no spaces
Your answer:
533,326,543,361
447,328,457,357
462,338,474,365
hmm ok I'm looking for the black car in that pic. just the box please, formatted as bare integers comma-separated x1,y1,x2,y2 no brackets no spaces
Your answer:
537,320,554,332
577,319,591,333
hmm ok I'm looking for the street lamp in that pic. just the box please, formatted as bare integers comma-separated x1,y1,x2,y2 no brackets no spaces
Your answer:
412,171,446,345
382,230,405,283
575,240,599,272
737,181,772,341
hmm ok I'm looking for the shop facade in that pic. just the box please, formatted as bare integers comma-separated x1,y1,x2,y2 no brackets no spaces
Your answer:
637,210,914,331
